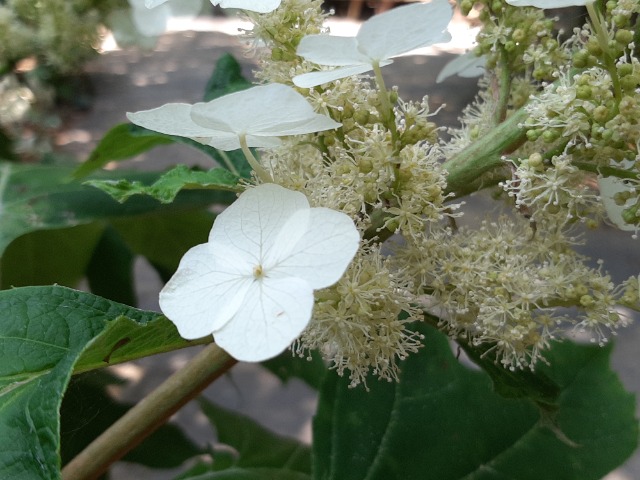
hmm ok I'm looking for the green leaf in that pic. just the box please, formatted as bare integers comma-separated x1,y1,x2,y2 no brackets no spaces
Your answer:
262,350,326,391
313,323,638,480
75,315,207,375
85,165,241,204
111,209,214,275
1,223,104,289
73,123,174,178
198,398,311,474
203,53,252,101
176,466,311,480
74,123,251,179
0,161,234,256
0,286,194,480
85,225,137,305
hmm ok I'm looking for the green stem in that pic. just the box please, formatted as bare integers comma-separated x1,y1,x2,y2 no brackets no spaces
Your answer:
239,134,273,183
586,2,623,103
494,50,512,125
61,343,237,480
443,107,529,197
372,61,399,144
217,150,240,176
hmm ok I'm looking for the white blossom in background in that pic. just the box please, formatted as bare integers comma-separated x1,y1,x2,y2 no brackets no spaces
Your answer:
127,83,340,150
159,183,360,361
128,0,202,37
505,0,592,7
146,0,281,12
293,0,453,88
436,51,486,83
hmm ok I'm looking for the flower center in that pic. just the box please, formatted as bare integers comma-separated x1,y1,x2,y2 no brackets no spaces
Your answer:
253,264,265,279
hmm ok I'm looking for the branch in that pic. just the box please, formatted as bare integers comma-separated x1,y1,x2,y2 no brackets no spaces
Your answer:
62,343,237,480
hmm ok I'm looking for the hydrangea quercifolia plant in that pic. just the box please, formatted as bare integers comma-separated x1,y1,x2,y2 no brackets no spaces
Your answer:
2,0,640,479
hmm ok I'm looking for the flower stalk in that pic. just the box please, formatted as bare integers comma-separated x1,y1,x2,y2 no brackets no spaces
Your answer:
62,343,237,480
443,107,529,196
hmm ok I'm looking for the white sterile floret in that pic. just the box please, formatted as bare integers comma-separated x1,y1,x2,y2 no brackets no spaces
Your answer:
292,0,452,88
146,0,281,13
505,0,592,7
159,183,360,362
127,83,340,150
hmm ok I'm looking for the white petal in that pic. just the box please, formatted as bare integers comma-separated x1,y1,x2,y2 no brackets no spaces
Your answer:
211,0,281,13
505,0,592,6
292,63,379,88
191,83,339,138
131,2,170,36
205,132,282,150
145,0,169,7
127,103,215,139
296,35,369,66
213,277,314,361
357,0,453,61
255,114,341,137
270,207,360,290
159,244,254,339
598,175,637,231
209,184,309,266
436,51,486,83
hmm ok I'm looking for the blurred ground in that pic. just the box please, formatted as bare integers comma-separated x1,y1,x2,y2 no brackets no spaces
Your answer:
57,12,640,480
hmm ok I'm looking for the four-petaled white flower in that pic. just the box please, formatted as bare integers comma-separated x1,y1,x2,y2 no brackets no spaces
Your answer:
159,183,360,361
127,83,340,151
505,0,592,7
292,0,452,88
146,0,281,13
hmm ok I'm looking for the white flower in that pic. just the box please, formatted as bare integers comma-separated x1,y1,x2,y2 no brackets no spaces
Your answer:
292,0,452,88
505,0,592,7
146,0,281,13
129,0,202,37
126,83,341,150
436,51,486,83
159,183,360,361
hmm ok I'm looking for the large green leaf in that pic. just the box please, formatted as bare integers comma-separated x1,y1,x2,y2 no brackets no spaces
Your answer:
1,223,104,289
86,165,241,204
111,209,214,275
203,53,252,101
0,161,235,256
262,350,326,391
85,225,137,305
0,286,203,479
199,398,311,474
72,123,174,178
314,324,638,480
176,466,311,480
74,123,251,179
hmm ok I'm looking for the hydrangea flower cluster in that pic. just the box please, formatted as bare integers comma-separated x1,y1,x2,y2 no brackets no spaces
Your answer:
130,0,640,386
